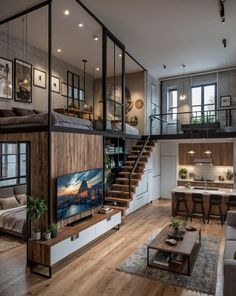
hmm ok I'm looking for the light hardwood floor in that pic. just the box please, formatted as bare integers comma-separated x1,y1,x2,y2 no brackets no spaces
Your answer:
0,200,225,296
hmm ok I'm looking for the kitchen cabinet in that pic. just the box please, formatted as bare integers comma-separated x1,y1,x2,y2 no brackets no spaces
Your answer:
179,143,233,166
177,180,233,189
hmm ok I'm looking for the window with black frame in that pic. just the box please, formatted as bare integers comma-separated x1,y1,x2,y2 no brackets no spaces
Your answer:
191,84,216,123
0,143,27,187
167,89,178,122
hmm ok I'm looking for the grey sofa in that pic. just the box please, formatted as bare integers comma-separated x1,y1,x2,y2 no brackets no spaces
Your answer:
224,211,236,296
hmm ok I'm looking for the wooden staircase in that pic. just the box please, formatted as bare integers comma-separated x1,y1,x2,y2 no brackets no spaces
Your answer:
105,139,156,214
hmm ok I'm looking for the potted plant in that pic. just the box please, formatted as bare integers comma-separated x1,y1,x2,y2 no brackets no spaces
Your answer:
179,167,188,179
226,169,233,181
49,223,58,238
27,196,47,241
104,154,110,169
43,228,51,240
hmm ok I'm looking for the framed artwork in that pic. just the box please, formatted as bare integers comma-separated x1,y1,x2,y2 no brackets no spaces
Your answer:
51,76,60,93
220,95,231,107
0,57,13,100
33,68,46,89
14,59,32,103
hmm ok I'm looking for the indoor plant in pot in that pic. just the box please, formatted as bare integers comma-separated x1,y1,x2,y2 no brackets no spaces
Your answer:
179,167,188,179
27,196,47,241
169,218,185,236
49,223,58,238
43,227,51,240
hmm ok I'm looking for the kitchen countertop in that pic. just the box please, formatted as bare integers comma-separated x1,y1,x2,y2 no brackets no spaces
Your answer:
177,179,234,184
172,186,236,196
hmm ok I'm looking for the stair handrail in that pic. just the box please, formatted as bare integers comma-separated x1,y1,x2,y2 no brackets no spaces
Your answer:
128,136,150,199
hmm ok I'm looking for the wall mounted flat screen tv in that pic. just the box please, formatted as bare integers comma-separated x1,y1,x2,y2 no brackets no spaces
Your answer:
56,168,103,221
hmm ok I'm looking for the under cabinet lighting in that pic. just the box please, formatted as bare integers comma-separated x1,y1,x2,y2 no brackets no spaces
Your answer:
188,150,195,155
204,150,212,155
64,10,70,16
78,23,84,28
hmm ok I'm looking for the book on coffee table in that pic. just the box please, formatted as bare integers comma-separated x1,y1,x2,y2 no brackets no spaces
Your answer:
153,251,171,267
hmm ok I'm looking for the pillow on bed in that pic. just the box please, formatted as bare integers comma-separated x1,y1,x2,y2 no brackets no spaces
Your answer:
12,107,35,116
15,194,27,205
0,109,16,117
0,196,21,209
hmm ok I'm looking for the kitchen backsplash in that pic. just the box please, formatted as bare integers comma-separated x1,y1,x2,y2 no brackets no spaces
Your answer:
178,165,233,181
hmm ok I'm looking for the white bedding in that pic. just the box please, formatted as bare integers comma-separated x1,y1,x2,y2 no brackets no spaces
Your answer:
0,205,26,234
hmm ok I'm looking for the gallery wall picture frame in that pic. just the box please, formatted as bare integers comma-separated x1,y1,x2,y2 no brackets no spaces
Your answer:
0,57,13,100
51,76,60,93
33,68,47,89
220,95,231,107
14,58,32,103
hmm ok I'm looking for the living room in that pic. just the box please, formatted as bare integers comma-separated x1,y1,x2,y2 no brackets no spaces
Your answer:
0,1,236,296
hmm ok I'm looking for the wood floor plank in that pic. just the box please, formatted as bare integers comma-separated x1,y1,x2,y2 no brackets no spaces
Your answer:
0,200,224,296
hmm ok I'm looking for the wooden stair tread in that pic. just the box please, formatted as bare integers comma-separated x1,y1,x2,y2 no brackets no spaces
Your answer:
109,190,130,195
125,161,146,164
105,197,132,202
112,184,135,188
119,172,142,176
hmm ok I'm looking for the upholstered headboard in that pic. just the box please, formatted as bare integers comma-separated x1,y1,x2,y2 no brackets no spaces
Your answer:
0,187,14,198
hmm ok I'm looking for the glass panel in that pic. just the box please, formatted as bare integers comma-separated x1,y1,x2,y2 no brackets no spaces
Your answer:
20,178,26,184
20,154,26,176
106,36,124,131
192,87,201,106
2,143,17,154
2,155,17,178
0,179,17,187
20,143,26,154
168,90,177,110
204,85,215,105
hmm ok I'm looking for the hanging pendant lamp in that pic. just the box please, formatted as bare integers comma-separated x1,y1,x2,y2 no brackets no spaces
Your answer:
188,130,195,155
204,129,212,154
180,64,186,101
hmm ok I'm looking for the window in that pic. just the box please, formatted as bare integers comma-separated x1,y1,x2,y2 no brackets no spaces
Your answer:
191,84,216,119
0,143,27,187
167,89,178,121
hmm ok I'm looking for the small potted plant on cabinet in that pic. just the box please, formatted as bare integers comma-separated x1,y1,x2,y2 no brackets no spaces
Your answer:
27,196,47,241
49,223,58,238
179,167,188,179
43,227,51,240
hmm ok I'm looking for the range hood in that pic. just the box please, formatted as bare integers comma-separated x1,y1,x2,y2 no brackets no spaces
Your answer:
194,158,213,165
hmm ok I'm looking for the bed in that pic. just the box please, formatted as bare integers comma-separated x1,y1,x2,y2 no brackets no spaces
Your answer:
0,109,93,130
0,186,27,241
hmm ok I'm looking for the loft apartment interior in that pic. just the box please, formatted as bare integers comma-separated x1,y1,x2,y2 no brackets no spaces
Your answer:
0,0,236,295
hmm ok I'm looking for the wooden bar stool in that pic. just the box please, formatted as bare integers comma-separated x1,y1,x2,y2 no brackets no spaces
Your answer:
225,195,236,221
174,192,189,219
207,194,224,225
190,193,205,224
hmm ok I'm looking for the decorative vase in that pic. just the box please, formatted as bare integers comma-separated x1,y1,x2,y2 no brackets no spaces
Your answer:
33,232,41,241
51,230,57,238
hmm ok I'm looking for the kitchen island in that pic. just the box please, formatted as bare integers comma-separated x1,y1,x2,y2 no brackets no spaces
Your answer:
171,186,236,217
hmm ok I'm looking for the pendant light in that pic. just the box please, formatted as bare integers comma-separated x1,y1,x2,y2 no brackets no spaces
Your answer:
82,59,89,111
204,129,212,154
22,16,29,86
180,64,186,101
188,130,195,155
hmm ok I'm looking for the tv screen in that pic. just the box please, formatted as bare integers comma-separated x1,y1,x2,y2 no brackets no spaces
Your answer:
57,168,103,221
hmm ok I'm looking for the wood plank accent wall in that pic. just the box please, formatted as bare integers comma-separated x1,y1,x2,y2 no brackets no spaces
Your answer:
0,132,48,227
51,132,103,228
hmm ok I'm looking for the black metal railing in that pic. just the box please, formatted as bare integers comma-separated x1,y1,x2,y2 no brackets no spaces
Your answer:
128,136,150,199
150,107,236,135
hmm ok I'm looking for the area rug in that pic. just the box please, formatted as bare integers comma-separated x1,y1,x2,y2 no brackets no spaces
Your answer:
0,237,21,253
117,229,221,295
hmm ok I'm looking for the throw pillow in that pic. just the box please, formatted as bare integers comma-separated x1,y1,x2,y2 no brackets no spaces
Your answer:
15,194,27,205
12,107,35,116
0,196,21,209
0,109,16,117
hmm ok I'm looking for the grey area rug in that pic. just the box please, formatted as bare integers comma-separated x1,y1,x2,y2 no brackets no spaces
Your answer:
117,229,220,295
0,237,21,253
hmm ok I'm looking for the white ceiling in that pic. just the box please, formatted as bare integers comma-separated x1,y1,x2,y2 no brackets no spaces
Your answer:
1,0,236,80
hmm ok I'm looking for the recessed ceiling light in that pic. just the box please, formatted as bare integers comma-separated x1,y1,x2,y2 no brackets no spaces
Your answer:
64,10,70,16
57,49,62,53
78,23,84,28
96,67,100,71
94,36,99,41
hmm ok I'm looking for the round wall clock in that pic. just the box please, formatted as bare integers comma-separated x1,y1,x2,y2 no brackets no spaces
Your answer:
135,99,144,109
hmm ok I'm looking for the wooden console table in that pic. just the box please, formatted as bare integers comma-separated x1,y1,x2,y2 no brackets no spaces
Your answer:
28,210,121,278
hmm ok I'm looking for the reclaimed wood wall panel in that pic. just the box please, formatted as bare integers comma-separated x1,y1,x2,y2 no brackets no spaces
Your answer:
51,132,103,228
0,132,49,227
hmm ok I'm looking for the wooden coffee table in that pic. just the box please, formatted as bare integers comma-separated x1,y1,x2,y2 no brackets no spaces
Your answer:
147,226,201,276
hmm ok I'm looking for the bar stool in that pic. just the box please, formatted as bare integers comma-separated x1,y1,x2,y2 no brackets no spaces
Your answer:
207,194,224,225
190,193,205,224
225,195,236,221
174,192,189,219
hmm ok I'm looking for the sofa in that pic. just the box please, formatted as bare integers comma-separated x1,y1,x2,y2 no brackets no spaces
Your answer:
224,211,236,296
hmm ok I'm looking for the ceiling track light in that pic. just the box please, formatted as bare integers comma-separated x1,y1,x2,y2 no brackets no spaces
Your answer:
162,65,166,69
219,0,226,23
